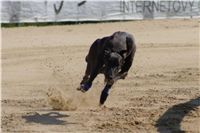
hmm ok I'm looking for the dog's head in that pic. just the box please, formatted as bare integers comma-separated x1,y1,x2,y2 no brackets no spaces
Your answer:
104,50,125,84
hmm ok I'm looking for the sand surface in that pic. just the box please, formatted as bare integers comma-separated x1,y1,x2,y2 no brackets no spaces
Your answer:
2,19,200,133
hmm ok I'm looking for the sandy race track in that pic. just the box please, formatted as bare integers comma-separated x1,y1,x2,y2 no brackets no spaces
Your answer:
2,19,200,133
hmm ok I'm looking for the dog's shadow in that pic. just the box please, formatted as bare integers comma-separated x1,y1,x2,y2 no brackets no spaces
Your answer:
155,97,200,133
22,112,74,125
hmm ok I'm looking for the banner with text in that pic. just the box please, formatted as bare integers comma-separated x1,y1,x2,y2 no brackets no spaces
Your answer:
1,0,200,23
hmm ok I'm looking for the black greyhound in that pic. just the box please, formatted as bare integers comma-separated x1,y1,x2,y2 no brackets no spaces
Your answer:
77,31,136,105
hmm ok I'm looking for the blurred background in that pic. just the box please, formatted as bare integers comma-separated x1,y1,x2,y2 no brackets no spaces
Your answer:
1,0,200,26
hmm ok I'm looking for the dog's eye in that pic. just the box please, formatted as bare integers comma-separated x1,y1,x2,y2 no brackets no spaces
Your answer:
112,60,120,66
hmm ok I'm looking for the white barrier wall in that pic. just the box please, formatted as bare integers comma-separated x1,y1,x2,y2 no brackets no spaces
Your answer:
1,0,200,23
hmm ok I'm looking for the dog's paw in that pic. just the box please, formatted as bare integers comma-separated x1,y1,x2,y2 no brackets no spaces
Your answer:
77,86,86,93
77,86,82,91
77,82,92,93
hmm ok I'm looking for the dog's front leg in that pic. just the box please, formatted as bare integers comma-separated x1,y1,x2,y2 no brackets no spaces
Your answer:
99,83,113,105
79,62,102,92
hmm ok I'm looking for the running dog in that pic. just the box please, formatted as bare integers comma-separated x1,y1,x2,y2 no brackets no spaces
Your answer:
77,31,136,105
